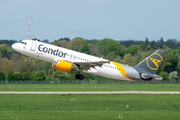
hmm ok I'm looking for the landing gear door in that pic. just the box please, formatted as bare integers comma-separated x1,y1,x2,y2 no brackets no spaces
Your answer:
31,42,37,51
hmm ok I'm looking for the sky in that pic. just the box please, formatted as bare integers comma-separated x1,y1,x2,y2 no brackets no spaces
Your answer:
0,0,180,42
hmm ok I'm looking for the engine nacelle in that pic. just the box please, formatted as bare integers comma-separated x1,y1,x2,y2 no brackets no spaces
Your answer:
52,60,74,71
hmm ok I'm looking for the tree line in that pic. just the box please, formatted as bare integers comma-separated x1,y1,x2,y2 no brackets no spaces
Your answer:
0,37,180,81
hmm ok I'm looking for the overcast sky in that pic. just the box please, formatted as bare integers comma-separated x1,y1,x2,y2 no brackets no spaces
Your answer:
0,0,180,42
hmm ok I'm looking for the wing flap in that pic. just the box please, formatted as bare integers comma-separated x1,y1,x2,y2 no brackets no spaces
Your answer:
73,61,109,70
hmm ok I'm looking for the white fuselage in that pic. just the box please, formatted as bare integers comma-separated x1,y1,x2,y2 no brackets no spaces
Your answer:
12,40,136,81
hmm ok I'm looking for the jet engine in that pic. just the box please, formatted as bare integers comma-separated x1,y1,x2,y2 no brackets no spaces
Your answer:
52,60,76,71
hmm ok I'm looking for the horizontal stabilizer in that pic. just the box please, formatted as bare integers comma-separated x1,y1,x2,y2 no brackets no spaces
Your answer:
142,74,161,78
142,74,162,81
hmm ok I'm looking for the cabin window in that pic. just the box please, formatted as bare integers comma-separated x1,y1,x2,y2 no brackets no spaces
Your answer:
73,55,76,60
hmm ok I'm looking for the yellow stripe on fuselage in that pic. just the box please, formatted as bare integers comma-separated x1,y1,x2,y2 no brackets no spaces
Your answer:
111,61,132,80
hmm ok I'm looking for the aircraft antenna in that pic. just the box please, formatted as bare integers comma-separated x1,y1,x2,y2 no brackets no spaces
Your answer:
27,13,32,39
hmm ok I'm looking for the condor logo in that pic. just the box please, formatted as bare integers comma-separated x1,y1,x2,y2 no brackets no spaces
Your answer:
146,53,163,70
38,44,67,58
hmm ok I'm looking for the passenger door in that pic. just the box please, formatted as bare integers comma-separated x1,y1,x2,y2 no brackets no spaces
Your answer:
31,42,37,51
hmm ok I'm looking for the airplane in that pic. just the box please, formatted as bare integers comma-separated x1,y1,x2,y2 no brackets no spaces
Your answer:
12,40,167,81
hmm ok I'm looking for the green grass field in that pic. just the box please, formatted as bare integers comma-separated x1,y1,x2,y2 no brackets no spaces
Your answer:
0,84,180,119
0,94,180,120
0,84,180,91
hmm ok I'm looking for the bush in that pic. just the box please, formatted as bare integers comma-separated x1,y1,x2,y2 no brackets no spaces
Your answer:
14,72,22,81
0,71,5,80
53,70,68,80
169,71,178,80
22,72,31,80
159,71,169,80
7,70,15,80
7,71,22,80
32,71,46,80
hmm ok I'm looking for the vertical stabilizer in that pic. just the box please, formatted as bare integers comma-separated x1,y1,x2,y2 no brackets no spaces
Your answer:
135,50,167,74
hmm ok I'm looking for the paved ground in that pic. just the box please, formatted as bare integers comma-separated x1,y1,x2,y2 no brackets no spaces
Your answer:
1,91,180,94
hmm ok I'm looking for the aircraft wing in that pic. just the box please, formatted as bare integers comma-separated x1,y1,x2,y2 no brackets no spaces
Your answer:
54,57,109,71
73,61,109,70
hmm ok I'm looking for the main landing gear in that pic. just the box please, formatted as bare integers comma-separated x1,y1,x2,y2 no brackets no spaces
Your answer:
75,74,84,80
75,71,84,80
27,57,32,66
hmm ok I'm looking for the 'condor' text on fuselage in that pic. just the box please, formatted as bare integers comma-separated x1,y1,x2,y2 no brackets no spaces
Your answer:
38,44,67,58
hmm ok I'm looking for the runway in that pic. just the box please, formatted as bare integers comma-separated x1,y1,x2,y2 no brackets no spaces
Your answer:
1,91,180,94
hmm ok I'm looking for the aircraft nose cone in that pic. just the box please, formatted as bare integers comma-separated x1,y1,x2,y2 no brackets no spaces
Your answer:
12,43,16,50
12,44,15,49
12,43,18,51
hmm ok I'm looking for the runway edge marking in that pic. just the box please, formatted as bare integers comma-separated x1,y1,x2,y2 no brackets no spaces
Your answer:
1,91,180,94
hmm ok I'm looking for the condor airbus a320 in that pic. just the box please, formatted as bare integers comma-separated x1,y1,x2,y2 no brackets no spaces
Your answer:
12,40,166,81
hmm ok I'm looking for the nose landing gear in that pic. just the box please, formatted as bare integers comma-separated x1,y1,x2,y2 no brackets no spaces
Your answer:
27,57,32,66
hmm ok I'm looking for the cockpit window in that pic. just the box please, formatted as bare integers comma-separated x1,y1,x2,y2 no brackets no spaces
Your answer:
21,42,27,45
